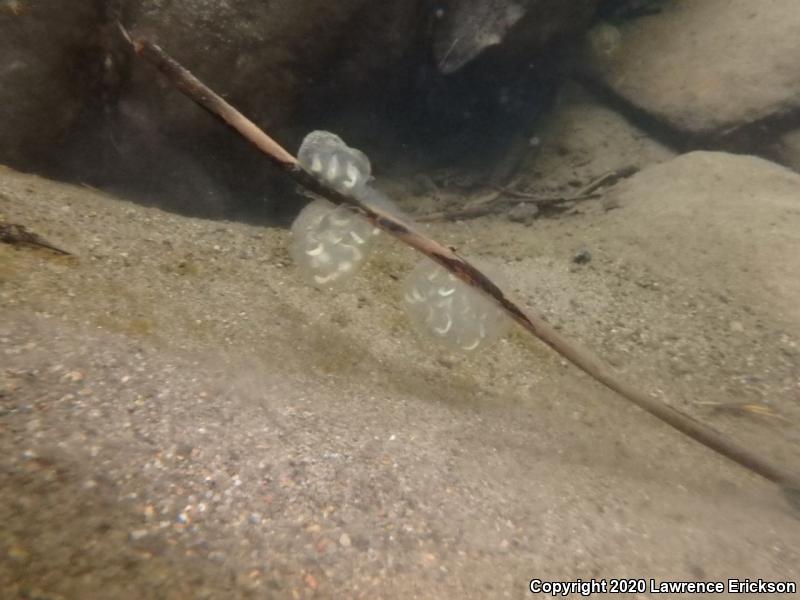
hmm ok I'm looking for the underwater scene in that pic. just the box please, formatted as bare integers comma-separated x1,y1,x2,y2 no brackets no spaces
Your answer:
1,0,799,598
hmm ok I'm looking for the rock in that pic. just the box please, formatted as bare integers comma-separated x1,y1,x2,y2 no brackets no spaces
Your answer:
524,82,675,189
585,1,800,136
0,0,102,166
507,202,539,224
434,0,599,74
124,1,419,138
775,129,800,174
56,0,423,217
572,247,592,265
602,152,800,333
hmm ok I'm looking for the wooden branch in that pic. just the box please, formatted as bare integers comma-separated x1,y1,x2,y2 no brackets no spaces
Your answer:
123,27,800,498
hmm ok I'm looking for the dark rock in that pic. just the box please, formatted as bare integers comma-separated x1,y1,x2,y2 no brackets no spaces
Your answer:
124,0,422,141
0,0,103,166
57,0,425,218
572,247,592,264
2,0,603,218
433,0,599,74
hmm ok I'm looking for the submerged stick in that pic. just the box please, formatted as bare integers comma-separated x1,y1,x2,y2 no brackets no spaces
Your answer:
125,28,800,496
0,222,72,255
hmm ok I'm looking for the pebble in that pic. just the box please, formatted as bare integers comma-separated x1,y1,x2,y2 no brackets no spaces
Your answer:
507,203,539,225
572,247,592,265
339,533,352,548
129,529,149,541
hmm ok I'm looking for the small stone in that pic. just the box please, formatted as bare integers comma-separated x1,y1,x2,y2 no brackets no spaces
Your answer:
304,573,319,590
7,544,30,562
572,247,592,265
129,529,149,541
63,370,84,383
339,533,352,548
507,202,539,225
422,552,438,567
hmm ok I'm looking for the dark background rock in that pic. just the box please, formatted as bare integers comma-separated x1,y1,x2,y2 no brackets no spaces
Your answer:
57,0,426,219
433,0,599,74
0,0,103,167
2,0,609,219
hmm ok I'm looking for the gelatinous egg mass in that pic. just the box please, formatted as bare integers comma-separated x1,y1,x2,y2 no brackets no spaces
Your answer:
298,131,371,194
402,258,512,352
290,199,380,289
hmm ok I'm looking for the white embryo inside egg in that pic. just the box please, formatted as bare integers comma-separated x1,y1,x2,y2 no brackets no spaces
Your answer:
290,131,381,288
289,199,380,289
292,130,509,353
402,257,512,351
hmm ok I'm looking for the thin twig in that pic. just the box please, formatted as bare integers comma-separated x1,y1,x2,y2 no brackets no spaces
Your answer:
124,27,800,497
417,191,600,222
0,223,72,255
423,165,639,222
571,165,639,197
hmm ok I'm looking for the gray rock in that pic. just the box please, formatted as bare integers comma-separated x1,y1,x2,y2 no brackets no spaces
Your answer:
57,0,423,217
605,151,800,333
0,0,102,165
585,1,800,136
572,247,592,264
124,0,421,142
434,0,599,73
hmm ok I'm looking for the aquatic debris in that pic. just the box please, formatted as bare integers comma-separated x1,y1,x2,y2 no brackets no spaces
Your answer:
433,0,526,73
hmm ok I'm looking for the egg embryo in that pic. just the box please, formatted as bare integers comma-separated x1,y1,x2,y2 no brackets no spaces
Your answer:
402,257,511,351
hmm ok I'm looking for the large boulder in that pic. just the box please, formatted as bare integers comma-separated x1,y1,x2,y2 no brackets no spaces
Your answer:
602,151,800,333
524,82,675,191
0,0,102,166
54,0,425,217
585,0,800,137
124,0,423,138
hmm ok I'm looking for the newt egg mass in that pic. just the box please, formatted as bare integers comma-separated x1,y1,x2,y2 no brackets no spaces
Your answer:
290,131,380,288
402,257,512,351
291,130,511,352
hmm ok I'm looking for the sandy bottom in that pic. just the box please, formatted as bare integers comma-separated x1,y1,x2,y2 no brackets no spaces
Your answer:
1,158,799,598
